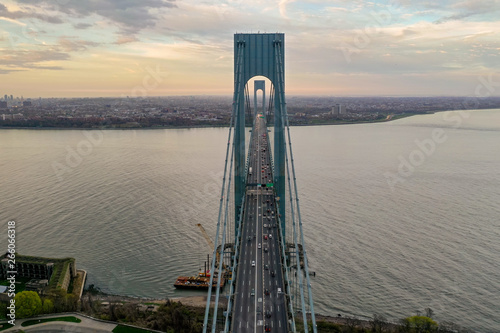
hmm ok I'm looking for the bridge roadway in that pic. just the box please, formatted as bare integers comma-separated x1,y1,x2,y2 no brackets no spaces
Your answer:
232,115,288,332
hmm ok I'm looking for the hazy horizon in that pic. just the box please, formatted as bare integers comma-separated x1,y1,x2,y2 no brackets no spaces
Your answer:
1,0,500,98
8,94,500,100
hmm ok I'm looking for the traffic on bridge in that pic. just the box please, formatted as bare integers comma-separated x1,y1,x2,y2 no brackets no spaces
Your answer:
231,114,289,332
203,33,317,333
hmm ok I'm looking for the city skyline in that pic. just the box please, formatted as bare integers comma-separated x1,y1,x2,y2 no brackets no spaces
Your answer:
1,0,500,97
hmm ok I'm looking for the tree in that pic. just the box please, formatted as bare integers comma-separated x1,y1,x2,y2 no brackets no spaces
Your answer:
14,291,42,319
0,301,8,319
370,314,388,333
344,316,362,333
42,298,54,314
402,316,438,333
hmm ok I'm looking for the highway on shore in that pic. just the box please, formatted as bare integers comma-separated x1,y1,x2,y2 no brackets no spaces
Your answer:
232,115,288,333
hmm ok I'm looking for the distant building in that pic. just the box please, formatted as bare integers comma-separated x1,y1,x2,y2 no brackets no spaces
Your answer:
331,104,346,115
23,101,32,107
0,101,7,108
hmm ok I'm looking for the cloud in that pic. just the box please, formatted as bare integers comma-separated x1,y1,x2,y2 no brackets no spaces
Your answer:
0,49,70,72
278,0,295,19
114,36,139,45
394,0,500,24
435,11,485,24
325,6,349,13
73,22,93,29
57,37,100,52
0,3,63,24
452,0,500,12
0,68,21,74
14,0,177,34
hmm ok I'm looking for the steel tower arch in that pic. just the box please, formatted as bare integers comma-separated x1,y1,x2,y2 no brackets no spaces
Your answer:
233,33,286,238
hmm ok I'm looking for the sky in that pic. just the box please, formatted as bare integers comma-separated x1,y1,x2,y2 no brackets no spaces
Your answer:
1,0,500,97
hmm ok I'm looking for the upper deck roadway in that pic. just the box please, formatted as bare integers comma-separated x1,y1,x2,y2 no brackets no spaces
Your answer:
231,115,289,332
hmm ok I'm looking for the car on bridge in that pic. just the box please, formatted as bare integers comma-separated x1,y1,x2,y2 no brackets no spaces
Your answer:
252,260,255,267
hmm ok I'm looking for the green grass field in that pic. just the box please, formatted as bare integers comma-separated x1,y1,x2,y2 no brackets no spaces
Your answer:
0,323,14,331
21,316,82,327
112,324,157,333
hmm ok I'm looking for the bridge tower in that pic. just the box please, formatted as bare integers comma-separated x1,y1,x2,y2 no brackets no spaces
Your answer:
254,80,266,116
203,33,318,333
234,33,286,237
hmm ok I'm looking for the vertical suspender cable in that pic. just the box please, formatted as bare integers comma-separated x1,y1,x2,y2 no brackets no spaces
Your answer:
213,49,249,331
211,100,238,333
279,44,318,333
274,43,308,333
276,43,318,333
202,43,243,333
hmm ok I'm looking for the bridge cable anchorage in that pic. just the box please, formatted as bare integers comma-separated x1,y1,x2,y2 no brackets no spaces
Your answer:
275,44,318,333
202,43,244,333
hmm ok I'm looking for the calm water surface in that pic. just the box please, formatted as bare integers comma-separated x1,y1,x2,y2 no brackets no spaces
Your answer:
0,109,499,331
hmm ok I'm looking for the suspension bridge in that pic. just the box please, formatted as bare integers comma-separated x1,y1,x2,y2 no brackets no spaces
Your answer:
202,33,317,333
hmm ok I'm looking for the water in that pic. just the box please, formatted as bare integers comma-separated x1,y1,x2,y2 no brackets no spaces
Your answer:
1,109,499,332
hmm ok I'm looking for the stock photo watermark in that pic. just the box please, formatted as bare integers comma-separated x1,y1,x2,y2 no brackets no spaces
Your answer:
384,72,500,191
51,130,104,182
120,65,170,98
188,170,224,215
340,0,402,64
6,220,17,326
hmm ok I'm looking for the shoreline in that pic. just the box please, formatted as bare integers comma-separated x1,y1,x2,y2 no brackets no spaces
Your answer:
87,292,375,327
3,107,499,131
0,114,416,130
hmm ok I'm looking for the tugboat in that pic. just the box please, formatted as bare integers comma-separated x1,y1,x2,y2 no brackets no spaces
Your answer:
174,255,225,290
